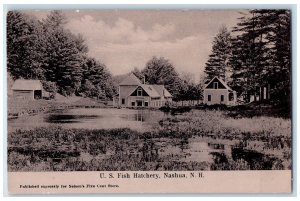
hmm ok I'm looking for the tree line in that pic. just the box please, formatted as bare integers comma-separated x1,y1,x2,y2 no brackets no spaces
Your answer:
7,9,291,106
7,10,117,100
7,10,202,103
204,9,291,105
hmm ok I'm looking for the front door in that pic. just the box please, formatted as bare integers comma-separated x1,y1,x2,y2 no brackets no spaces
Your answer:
136,100,143,107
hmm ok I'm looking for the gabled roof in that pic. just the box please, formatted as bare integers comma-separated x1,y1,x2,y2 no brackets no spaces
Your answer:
127,84,172,98
120,73,173,98
151,85,172,98
204,76,232,90
12,79,43,90
119,73,142,86
141,85,160,98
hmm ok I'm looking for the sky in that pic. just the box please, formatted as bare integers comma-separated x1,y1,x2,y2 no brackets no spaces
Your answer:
26,10,245,80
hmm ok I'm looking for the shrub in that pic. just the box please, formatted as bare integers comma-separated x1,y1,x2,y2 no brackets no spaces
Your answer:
42,81,57,99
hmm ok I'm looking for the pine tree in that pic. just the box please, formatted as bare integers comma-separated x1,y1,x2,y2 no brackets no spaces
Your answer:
42,11,86,95
7,10,117,100
204,26,232,82
230,9,291,104
261,10,291,104
7,11,46,80
81,58,117,99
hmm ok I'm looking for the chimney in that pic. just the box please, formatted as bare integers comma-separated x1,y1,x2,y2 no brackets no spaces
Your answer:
143,76,145,84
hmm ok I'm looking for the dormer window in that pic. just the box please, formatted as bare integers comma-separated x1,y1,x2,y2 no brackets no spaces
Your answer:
137,88,142,96
213,82,218,89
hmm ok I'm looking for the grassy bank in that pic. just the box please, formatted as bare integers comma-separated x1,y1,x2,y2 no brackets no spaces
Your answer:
7,96,112,119
7,98,66,119
8,110,291,171
160,101,291,119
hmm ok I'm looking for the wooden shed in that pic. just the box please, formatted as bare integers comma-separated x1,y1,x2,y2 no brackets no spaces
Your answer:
11,80,43,100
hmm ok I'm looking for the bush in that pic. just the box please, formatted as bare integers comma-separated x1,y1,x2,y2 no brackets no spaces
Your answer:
42,81,57,99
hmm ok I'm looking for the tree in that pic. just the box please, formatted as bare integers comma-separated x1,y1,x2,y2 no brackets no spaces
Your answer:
261,10,291,105
80,58,117,100
230,9,291,104
131,67,144,82
230,10,270,101
42,10,67,29
42,11,86,95
7,10,119,100
43,28,84,95
7,11,46,80
204,26,232,82
42,81,58,99
142,56,180,96
180,72,195,85
178,72,203,104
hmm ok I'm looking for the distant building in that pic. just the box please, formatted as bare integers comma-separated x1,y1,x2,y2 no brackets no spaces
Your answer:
242,84,270,103
11,79,43,100
118,73,172,107
203,77,236,105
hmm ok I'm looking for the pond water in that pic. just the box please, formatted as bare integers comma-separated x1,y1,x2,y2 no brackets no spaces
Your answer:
8,108,234,168
8,108,285,171
8,108,168,132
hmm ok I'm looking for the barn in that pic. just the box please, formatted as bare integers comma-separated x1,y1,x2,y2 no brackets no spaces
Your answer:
11,79,43,100
118,73,172,107
203,77,236,105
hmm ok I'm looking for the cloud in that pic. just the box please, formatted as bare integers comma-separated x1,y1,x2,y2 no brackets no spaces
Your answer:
66,15,175,44
88,35,210,78
65,15,211,79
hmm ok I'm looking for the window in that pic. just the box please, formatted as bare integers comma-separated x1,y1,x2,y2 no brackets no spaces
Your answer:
213,82,218,89
122,98,125,105
137,100,143,107
208,95,211,102
144,102,148,107
221,95,224,102
229,92,234,101
137,88,142,96
131,102,135,106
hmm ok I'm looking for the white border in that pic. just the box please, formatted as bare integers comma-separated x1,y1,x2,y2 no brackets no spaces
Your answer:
1,1,299,200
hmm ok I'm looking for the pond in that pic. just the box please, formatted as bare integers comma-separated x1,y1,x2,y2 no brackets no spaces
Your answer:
8,108,289,171
8,108,236,169
8,108,169,132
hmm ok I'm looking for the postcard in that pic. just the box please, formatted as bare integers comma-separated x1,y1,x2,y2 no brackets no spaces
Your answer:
6,8,292,194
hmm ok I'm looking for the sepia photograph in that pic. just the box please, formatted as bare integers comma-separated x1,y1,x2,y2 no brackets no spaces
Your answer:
5,7,293,194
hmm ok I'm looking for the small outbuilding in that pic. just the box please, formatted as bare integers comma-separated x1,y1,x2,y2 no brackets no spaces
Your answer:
203,77,236,105
11,79,43,100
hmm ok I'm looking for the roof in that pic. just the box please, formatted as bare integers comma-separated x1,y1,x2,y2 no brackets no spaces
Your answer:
127,84,173,98
151,85,172,98
204,76,232,90
119,73,142,86
141,85,160,98
11,79,43,91
120,73,173,98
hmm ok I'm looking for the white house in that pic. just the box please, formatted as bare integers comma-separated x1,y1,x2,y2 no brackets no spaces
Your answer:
203,77,236,105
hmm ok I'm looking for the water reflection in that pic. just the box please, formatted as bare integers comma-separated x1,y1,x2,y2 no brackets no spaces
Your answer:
135,110,146,122
119,110,150,122
8,108,167,132
46,114,99,123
